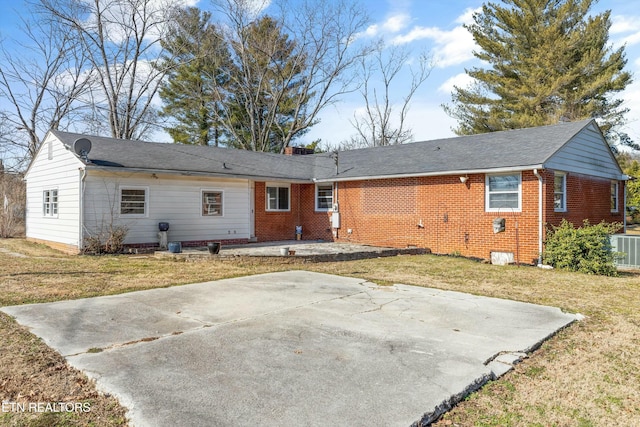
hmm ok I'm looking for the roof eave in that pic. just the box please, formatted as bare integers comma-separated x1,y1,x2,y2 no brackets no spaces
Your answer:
84,165,313,183
314,165,546,183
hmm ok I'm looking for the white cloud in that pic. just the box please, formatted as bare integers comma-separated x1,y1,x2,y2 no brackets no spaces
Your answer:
392,25,475,68
382,14,410,33
356,13,410,39
362,23,380,38
610,15,637,34
391,8,479,68
621,32,640,48
438,73,475,94
610,14,640,47
83,0,200,44
455,7,480,25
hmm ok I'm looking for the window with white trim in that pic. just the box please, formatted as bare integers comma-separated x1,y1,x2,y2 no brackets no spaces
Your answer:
202,190,223,216
266,184,290,211
554,172,567,212
486,173,521,212
315,184,333,211
43,189,58,217
611,181,619,212
120,187,148,216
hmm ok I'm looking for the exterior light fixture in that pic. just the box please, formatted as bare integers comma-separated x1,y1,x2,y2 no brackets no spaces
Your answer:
459,175,469,183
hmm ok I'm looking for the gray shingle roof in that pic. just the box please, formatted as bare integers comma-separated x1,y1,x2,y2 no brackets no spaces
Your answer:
52,130,320,182
313,119,596,181
51,119,597,182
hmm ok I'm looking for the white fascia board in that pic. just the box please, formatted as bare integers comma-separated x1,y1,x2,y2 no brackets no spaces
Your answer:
313,165,545,183
85,165,313,184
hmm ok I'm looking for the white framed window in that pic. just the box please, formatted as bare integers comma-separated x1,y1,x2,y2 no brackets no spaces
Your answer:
554,172,567,212
266,183,290,211
43,189,58,217
119,187,148,217
202,190,223,216
315,183,333,211
611,181,619,213
486,173,521,212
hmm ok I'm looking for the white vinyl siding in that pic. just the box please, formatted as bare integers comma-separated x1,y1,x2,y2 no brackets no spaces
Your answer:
83,173,250,245
266,184,290,211
554,172,567,212
24,134,83,247
486,173,521,212
315,183,333,211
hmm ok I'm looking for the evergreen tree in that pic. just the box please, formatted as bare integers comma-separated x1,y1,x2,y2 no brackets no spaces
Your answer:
445,0,632,145
158,8,229,146
223,16,310,152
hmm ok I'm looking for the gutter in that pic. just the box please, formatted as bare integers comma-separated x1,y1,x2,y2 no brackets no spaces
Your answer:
313,165,545,183
533,168,544,265
85,165,313,184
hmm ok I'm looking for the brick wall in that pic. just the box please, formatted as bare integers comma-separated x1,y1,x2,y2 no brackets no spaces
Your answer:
543,169,624,229
332,173,540,264
254,170,624,264
254,182,333,242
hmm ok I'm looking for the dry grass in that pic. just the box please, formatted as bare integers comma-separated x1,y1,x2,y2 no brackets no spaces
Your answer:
1,238,639,426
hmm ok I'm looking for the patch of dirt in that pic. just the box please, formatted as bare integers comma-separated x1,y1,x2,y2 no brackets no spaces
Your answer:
0,312,128,426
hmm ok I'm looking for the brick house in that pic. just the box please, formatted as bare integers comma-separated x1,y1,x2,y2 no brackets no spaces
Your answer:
25,119,625,263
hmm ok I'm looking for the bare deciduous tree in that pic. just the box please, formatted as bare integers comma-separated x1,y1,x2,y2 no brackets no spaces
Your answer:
344,44,432,149
38,0,183,140
0,11,91,169
211,0,371,153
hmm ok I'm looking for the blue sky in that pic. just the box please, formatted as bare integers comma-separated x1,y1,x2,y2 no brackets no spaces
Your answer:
0,0,638,147
299,0,640,147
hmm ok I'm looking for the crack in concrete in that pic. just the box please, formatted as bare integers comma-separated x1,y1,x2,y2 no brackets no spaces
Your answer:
71,287,370,355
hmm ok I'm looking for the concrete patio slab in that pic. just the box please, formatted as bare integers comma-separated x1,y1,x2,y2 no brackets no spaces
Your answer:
2,271,578,426
154,240,428,261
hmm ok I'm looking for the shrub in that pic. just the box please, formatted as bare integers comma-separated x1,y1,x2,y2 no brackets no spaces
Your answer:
543,219,622,276
83,225,129,254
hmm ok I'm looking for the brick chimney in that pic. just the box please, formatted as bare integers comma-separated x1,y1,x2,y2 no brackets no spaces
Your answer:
284,146,315,156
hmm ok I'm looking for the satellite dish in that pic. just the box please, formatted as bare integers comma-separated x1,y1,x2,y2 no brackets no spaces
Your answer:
72,138,92,159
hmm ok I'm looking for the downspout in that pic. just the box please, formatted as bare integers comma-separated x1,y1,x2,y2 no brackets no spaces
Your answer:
623,178,627,234
533,169,543,265
78,168,87,252
333,181,339,240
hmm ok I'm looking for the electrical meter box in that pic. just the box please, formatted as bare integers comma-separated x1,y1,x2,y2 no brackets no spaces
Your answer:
493,217,505,233
332,212,341,228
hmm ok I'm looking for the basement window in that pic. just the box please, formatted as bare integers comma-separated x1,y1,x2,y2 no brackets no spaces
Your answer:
486,173,521,212
554,172,567,212
266,184,290,211
120,187,148,217
43,189,58,217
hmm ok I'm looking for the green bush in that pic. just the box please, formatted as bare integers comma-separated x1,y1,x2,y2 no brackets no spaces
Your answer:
543,219,622,276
